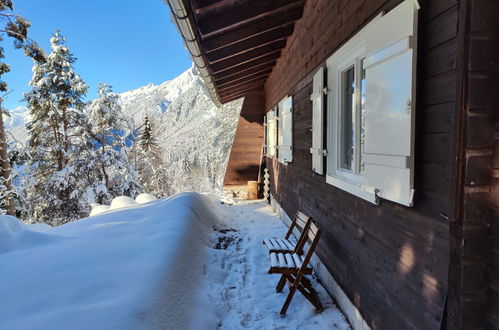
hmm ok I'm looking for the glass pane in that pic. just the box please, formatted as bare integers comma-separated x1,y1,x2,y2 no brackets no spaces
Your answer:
360,60,366,173
340,66,355,171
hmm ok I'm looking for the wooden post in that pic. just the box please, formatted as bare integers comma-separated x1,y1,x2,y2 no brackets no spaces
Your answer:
247,180,258,200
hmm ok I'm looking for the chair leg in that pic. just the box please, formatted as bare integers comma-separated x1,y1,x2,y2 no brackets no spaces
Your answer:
280,274,301,315
275,274,286,293
280,274,324,314
295,281,324,312
301,277,323,310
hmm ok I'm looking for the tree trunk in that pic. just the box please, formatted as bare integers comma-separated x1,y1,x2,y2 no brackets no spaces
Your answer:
0,109,14,215
62,106,69,165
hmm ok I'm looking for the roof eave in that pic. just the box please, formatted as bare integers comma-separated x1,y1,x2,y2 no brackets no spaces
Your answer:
164,0,222,107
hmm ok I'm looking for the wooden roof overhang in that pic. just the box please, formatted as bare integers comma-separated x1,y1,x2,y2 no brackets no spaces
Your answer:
166,0,305,105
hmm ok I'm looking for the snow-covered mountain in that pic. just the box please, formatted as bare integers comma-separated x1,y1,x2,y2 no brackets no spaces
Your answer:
6,65,243,195
4,106,29,142
119,66,243,194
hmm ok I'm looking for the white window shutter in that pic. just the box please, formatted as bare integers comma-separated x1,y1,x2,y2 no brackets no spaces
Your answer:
263,115,268,155
267,109,277,157
310,67,325,174
278,96,293,163
363,0,419,206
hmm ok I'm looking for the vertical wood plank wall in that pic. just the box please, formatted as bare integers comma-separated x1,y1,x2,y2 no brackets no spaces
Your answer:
223,88,265,186
263,0,458,328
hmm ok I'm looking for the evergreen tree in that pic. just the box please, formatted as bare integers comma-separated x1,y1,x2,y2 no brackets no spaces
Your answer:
0,0,44,215
140,115,156,151
24,30,92,225
87,82,141,203
132,116,168,196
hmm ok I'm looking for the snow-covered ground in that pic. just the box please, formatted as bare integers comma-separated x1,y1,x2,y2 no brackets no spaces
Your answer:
0,193,349,330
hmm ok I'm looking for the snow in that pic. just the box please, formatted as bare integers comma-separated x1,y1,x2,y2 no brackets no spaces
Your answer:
135,193,157,204
0,215,52,254
109,196,138,210
0,193,350,329
89,204,110,216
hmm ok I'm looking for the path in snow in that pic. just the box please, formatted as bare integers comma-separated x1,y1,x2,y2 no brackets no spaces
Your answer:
205,199,350,330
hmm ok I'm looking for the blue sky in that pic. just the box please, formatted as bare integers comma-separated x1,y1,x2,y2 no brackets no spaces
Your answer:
3,0,192,110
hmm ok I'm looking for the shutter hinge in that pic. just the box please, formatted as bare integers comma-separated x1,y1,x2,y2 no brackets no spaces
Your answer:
322,149,328,156
323,87,330,95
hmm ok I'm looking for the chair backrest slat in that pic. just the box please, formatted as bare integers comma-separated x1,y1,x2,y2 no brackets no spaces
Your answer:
284,209,310,239
298,220,322,272
309,221,320,235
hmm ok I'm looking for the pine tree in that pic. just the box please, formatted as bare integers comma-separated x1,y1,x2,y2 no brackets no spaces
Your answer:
87,83,141,203
0,0,44,215
132,116,169,196
24,30,91,225
140,115,156,151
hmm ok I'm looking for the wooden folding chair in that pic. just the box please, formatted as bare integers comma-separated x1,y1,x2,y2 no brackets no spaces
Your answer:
268,219,324,315
263,210,311,253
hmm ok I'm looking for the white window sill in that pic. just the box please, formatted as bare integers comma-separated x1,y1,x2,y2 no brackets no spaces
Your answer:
325,175,378,205
277,158,291,165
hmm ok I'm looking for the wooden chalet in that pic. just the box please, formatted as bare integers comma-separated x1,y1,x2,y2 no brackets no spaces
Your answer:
164,0,499,329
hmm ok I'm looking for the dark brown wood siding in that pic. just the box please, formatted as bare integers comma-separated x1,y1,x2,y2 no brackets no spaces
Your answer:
447,0,499,329
263,0,457,328
223,88,265,185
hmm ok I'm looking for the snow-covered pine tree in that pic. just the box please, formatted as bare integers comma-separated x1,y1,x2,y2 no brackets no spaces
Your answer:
24,30,93,225
7,140,30,219
131,115,169,196
0,0,44,215
140,115,156,151
87,82,141,203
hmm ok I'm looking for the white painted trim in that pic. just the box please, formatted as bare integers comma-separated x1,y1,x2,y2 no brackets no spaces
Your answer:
325,175,378,205
269,195,371,330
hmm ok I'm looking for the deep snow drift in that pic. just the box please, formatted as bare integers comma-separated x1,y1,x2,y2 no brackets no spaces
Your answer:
0,193,219,330
0,193,350,330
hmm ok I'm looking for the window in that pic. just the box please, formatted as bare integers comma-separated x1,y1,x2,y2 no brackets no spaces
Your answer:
340,66,355,171
327,42,367,187
321,0,419,206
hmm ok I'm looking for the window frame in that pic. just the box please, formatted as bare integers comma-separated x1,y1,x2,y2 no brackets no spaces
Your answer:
327,41,376,203
324,13,382,204
322,0,419,206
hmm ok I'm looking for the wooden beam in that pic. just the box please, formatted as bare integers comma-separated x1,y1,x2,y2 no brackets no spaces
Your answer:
197,0,304,38
202,6,303,52
205,24,294,62
221,93,246,104
221,89,254,103
193,0,224,10
206,38,286,64
205,25,293,64
220,87,261,103
216,67,273,87
219,79,267,98
214,60,276,83
212,50,281,75
210,40,285,72
218,73,269,92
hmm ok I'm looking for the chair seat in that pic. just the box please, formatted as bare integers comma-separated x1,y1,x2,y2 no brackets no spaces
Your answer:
268,252,313,274
263,238,295,252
